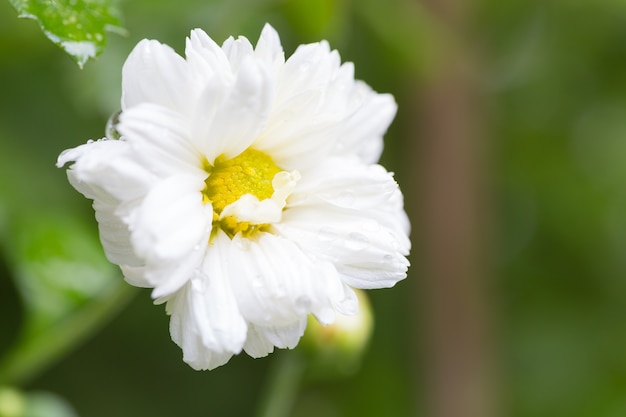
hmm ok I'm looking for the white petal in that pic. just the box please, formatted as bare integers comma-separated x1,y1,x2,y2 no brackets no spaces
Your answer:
118,104,206,178
255,97,337,170
165,236,248,370
293,157,410,250
92,197,142,267
242,323,275,358
254,24,285,69
120,264,151,288
277,203,409,289
59,139,155,203
185,29,234,86
193,55,274,162
220,194,282,224
254,42,341,168
65,168,143,270
255,39,397,167
243,319,307,358
121,39,190,114
334,283,359,317
276,159,410,289
222,35,255,74
128,174,211,264
221,233,345,330
332,88,397,164
166,285,235,370
276,40,339,103
148,242,208,299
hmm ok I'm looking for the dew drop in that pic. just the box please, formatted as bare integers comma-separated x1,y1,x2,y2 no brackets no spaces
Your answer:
105,110,122,140
345,232,369,250
252,275,264,288
191,275,205,292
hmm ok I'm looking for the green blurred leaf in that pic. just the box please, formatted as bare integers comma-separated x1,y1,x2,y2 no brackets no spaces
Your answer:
24,391,78,417
355,0,442,75
0,387,79,417
9,213,118,335
7,0,125,67
0,209,136,386
282,0,345,38
0,135,136,385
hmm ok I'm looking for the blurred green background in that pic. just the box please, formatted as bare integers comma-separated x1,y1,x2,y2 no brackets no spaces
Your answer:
1,0,626,416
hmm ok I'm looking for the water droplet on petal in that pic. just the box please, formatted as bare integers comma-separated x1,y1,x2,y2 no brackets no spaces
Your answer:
191,275,205,292
105,110,122,140
345,232,369,251
252,275,264,288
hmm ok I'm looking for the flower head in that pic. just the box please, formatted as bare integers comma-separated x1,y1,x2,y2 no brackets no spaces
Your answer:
57,24,410,370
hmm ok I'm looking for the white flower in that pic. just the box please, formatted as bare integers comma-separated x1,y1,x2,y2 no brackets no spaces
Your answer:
57,24,410,370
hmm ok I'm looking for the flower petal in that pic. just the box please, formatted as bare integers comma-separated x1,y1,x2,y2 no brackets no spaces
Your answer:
58,138,155,203
255,42,395,169
124,174,211,296
243,319,307,358
331,88,397,164
165,235,248,370
166,283,236,370
221,35,254,74
129,174,209,262
192,55,274,163
293,157,411,250
278,206,409,288
118,103,206,178
276,159,410,289
254,23,285,70
223,232,346,328
92,197,141,267
185,28,234,86
121,39,190,114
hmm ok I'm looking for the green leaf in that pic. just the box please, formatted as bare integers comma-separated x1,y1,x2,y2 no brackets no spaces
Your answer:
24,391,78,417
0,387,79,417
7,0,125,67
0,135,136,385
0,210,137,385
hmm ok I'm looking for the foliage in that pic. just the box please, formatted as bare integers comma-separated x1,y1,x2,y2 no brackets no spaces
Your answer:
7,0,124,67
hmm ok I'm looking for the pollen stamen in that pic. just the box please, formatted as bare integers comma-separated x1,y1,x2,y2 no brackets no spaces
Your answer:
203,148,283,238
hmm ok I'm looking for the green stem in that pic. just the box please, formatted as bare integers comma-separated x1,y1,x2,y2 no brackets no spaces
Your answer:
0,283,137,386
256,352,305,417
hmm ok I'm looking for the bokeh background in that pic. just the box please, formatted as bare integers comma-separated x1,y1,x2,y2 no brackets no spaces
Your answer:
2,0,626,416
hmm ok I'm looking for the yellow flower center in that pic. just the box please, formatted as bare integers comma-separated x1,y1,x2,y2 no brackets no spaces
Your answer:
203,148,282,238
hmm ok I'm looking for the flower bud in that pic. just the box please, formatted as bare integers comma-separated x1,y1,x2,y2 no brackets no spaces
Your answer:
300,289,374,377
0,387,25,417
